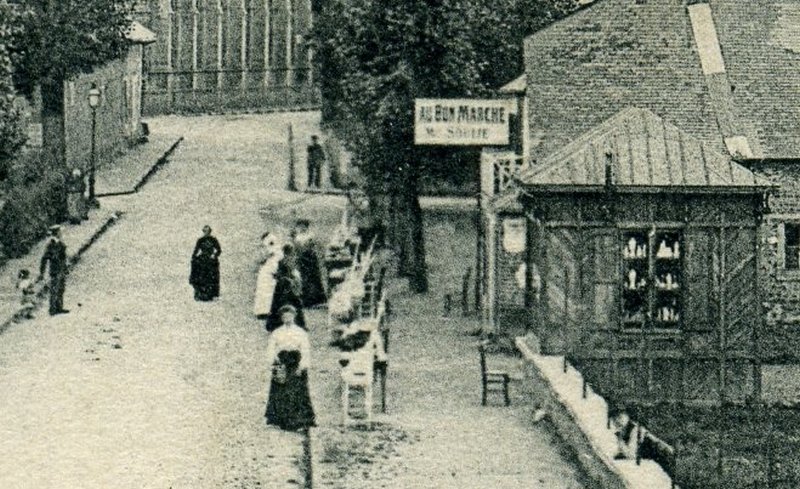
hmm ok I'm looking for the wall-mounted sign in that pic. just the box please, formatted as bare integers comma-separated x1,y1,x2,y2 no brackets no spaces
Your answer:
414,98,516,146
502,217,526,254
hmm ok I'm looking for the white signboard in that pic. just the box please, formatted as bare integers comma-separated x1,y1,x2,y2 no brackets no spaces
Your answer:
414,98,516,146
502,218,526,254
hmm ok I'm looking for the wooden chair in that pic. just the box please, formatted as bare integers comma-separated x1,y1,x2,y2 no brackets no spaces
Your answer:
479,341,510,406
341,345,375,428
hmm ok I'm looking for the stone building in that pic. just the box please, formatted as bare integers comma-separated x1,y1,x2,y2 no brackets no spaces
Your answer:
482,0,800,363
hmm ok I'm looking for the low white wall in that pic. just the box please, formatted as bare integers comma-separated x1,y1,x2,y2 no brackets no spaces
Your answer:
515,336,677,489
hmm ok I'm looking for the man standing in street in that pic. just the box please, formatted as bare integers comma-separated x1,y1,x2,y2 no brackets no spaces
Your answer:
306,135,325,189
38,225,69,315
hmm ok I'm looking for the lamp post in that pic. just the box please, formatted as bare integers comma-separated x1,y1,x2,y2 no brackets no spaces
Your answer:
87,83,101,207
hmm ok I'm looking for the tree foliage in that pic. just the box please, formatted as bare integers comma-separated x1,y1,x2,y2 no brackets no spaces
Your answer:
10,0,134,97
7,0,134,221
313,0,577,292
0,1,26,172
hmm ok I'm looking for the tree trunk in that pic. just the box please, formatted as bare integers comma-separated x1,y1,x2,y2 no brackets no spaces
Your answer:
40,78,67,222
400,170,427,293
406,178,428,293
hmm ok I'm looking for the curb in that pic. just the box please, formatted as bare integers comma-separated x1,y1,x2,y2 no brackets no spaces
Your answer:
0,211,125,336
96,137,184,198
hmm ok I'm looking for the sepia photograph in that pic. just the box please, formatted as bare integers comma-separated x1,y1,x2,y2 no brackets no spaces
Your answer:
0,0,797,487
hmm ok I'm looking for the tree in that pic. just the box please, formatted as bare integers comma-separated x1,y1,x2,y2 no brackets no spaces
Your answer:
0,1,26,176
9,0,133,220
313,0,577,293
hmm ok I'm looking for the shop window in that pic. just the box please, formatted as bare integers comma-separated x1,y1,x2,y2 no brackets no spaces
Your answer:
785,223,800,270
621,229,682,331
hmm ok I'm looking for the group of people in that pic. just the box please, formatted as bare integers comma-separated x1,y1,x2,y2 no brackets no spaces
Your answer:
188,220,326,431
258,219,328,431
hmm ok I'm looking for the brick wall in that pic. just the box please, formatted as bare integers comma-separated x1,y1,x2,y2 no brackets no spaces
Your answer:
752,163,800,361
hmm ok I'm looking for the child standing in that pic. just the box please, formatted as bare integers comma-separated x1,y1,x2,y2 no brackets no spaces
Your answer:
16,269,36,319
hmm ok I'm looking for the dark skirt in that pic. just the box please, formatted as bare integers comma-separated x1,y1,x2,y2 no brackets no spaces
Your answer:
265,360,315,430
298,247,327,307
190,257,220,301
265,277,306,331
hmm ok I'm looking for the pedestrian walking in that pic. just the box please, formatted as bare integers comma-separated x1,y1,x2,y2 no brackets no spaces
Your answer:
292,219,327,307
306,135,325,189
254,230,285,319
189,225,222,302
38,225,69,315
265,304,316,431
265,244,306,331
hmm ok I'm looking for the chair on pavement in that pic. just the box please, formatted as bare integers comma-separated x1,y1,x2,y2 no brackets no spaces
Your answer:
479,341,510,406
341,346,375,428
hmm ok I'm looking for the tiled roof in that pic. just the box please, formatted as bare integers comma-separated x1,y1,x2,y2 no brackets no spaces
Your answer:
517,108,770,190
523,0,800,161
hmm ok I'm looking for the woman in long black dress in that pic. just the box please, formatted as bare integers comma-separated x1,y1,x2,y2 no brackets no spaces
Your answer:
265,305,316,431
189,225,222,301
265,244,306,331
292,219,328,307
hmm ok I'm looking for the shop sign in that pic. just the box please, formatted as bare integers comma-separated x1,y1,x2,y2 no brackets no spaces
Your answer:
414,98,515,146
503,218,526,253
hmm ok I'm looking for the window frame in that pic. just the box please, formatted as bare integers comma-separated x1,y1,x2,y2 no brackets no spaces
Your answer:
619,226,683,334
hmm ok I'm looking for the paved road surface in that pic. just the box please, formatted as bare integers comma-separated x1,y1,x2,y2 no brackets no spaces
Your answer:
0,113,323,489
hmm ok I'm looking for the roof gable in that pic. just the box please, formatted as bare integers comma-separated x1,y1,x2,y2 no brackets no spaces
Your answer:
518,108,769,191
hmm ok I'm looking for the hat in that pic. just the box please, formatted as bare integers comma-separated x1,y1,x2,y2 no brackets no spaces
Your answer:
49,225,61,234
278,304,297,316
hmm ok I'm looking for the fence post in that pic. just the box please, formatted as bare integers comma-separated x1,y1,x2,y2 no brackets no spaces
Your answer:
462,268,471,316
443,294,452,318
287,124,297,191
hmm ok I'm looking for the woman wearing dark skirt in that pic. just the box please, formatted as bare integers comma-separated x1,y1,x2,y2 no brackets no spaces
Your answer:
190,225,222,301
265,305,316,431
265,245,306,331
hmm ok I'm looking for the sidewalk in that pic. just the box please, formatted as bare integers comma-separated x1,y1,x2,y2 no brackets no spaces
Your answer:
304,208,587,489
95,134,183,197
0,209,122,334
0,132,182,335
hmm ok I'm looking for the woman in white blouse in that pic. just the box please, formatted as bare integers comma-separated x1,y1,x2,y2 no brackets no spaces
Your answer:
264,305,316,430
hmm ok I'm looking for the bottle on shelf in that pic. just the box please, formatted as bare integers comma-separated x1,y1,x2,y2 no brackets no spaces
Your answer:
627,268,637,290
626,237,637,258
673,241,680,258
657,240,671,258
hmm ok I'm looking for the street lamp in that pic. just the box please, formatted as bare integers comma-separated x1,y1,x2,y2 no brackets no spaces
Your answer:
87,83,101,207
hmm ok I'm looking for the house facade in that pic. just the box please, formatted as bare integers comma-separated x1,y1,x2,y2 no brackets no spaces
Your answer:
499,0,800,357
482,0,800,397
26,22,156,172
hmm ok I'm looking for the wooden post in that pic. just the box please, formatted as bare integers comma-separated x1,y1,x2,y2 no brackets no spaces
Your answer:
240,0,248,92
461,268,471,316
443,294,452,318
287,124,297,191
